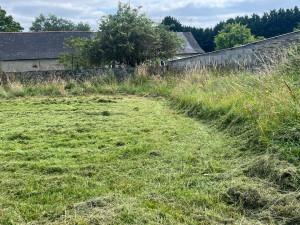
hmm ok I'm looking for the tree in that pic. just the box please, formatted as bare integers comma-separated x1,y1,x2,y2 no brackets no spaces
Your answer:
154,24,183,60
29,14,90,31
60,3,182,68
0,5,23,32
58,36,105,69
214,23,262,50
162,16,183,32
94,3,182,67
162,6,300,52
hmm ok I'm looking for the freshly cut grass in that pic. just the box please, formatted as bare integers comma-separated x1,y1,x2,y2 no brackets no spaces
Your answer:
0,95,287,224
0,47,299,223
0,95,298,224
1,67,298,163
0,95,242,224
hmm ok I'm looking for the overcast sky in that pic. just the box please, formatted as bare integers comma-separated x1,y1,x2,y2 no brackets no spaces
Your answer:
1,0,299,31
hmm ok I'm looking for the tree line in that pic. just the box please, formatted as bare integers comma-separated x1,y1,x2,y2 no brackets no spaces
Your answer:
162,6,300,52
0,6,90,32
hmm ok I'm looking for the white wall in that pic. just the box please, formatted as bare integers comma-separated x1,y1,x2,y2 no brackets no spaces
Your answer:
0,59,64,72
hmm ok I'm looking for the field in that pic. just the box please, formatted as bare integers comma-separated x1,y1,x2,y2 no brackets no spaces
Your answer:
0,95,250,224
0,48,299,224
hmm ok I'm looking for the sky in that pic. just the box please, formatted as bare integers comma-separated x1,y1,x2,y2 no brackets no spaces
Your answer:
1,0,299,31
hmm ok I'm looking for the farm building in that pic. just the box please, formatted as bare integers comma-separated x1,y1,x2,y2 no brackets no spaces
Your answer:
0,31,204,72
0,31,96,72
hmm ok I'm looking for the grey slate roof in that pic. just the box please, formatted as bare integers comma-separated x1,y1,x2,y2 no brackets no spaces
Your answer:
0,31,204,61
177,32,205,55
0,31,96,61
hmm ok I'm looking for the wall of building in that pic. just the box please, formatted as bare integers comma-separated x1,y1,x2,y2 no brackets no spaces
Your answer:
0,59,64,72
168,31,300,70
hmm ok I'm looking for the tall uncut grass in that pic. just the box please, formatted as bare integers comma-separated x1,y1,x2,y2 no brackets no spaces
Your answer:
0,46,299,163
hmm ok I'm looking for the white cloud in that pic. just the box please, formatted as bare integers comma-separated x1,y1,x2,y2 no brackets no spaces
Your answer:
140,0,247,12
1,0,299,31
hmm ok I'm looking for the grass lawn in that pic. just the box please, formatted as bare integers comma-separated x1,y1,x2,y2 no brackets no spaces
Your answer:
0,95,251,224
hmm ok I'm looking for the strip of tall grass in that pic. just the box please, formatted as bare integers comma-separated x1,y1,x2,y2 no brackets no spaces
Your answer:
1,48,299,164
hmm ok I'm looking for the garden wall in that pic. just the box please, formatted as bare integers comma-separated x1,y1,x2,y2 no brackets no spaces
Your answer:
168,30,300,70
0,68,135,84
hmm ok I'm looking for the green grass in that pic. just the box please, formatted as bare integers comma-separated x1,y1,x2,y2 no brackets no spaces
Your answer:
0,48,299,223
3,68,298,161
0,95,246,224
0,95,299,224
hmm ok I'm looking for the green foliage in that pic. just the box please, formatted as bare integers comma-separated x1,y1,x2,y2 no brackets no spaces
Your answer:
97,3,155,67
29,14,91,31
0,95,246,224
94,3,182,67
162,6,300,52
58,37,103,69
161,16,183,31
60,3,182,68
214,23,262,50
294,22,300,31
154,24,183,60
0,78,299,224
1,47,300,224
0,5,23,32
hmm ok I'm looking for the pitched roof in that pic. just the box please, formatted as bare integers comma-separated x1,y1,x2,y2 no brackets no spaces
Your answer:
0,31,96,61
177,32,205,55
0,31,204,61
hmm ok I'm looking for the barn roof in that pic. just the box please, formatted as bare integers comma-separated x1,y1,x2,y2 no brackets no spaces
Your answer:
0,31,204,61
0,31,96,61
177,32,205,55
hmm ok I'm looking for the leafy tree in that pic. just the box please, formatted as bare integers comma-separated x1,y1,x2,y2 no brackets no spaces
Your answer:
0,5,23,32
154,24,183,60
97,3,155,67
59,37,93,69
214,23,263,50
95,3,182,67
59,36,105,69
29,14,90,31
60,3,182,68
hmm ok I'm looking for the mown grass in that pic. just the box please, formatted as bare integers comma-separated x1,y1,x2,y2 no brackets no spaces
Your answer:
1,63,299,162
0,95,256,224
0,45,299,224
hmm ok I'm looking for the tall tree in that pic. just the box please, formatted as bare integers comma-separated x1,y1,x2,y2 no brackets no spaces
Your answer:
0,5,23,32
59,3,182,68
161,16,183,31
29,14,90,31
95,3,182,67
